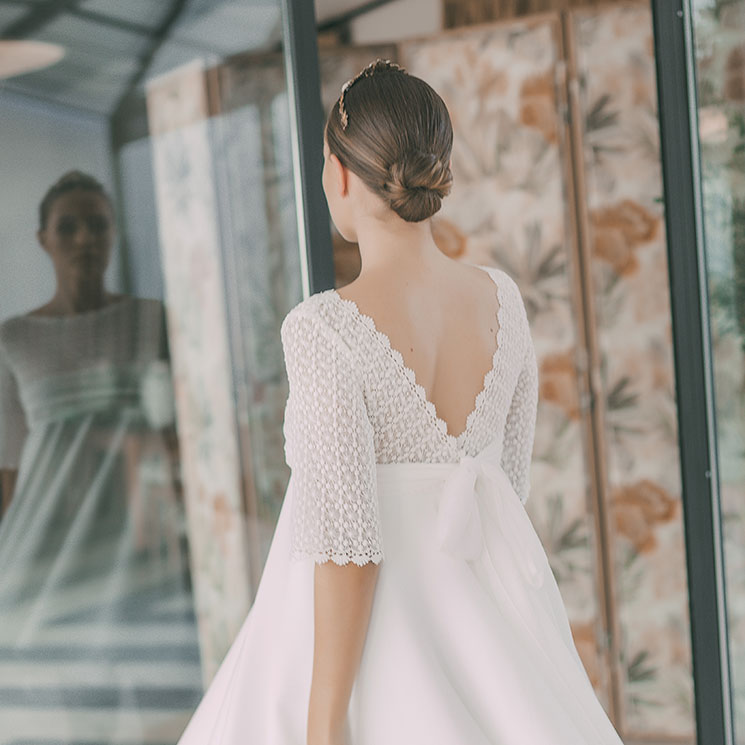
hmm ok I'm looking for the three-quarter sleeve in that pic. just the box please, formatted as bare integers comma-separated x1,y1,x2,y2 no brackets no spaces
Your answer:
0,340,28,470
500,330,539,505
280,307,383,566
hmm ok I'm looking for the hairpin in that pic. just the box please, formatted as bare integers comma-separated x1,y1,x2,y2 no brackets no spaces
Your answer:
338,58,407,130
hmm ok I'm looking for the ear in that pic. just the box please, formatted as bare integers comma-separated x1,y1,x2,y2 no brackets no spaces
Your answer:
329,152,349,198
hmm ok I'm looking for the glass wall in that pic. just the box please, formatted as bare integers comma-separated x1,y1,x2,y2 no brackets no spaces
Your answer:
0,1,304,741
691,0,745,740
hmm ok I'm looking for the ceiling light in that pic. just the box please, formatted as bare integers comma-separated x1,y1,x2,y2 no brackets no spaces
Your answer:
0,40,65,80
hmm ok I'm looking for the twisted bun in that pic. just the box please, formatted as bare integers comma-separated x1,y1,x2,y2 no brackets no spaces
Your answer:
385,151,452,222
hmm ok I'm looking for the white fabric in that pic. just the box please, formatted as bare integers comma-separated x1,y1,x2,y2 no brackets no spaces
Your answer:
281,308,383,566
281,265,538,566
177,438,624,744
176,264,625,743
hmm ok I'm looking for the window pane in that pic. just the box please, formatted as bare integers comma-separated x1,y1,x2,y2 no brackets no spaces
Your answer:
0,1,302,741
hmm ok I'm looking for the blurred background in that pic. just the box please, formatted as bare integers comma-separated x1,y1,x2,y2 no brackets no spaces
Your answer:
0,0,742,743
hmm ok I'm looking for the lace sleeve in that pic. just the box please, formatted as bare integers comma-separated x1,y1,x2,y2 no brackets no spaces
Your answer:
280,306,383,566
500,328,539,505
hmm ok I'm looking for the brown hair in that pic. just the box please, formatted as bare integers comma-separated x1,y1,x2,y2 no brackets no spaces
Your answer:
39,170,113,230
326,60,453,223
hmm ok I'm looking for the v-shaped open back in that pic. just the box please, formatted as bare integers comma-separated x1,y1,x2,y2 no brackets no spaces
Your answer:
329,266,504,446
280,260,538,568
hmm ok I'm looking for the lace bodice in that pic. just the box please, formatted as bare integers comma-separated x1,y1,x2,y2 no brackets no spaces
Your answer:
280,265,538,566
0,298,167,469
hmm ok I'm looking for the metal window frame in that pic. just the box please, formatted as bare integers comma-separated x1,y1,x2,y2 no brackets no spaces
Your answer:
650,1,733,743
280,0,335,298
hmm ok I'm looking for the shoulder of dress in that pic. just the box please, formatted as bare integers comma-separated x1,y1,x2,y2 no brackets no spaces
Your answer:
492,267,530,320
282,289,333,327
280,289,352,349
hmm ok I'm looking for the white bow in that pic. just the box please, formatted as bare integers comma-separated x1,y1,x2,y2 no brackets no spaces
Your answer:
435,452,545,589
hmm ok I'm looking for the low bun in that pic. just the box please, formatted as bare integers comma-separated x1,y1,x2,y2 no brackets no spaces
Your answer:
385,151,452,222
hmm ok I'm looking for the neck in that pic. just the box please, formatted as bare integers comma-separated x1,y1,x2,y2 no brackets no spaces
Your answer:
354,215,446,278
51,282,109,315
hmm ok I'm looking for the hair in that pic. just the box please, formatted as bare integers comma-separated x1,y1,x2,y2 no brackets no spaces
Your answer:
326,60,453,223
39,170,113,230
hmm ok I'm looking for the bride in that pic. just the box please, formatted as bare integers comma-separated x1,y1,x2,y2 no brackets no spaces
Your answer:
177,59,625,745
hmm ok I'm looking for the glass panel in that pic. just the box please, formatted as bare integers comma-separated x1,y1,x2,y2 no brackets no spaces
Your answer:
691,1,745,741
0,0,301,741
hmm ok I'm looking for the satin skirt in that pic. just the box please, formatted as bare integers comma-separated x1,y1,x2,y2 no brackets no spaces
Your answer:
177,438,625,744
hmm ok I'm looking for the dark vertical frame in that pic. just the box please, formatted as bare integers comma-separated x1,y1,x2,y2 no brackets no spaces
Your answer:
280,0,335,297
651,1,733,743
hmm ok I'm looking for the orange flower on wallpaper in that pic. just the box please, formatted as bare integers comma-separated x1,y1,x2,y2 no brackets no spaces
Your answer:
571,620,604,690
539,351,581,420
611,479,678,555
519,72,558,144
590,199,660,277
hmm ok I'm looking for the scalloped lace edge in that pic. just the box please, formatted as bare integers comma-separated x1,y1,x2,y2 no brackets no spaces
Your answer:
327,265,506,451
291,550,385,566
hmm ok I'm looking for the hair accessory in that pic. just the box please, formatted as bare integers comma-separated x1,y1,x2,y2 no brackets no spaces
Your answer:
338,58,407,130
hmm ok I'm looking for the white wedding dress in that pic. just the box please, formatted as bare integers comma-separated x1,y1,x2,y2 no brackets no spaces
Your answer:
177,264,625,744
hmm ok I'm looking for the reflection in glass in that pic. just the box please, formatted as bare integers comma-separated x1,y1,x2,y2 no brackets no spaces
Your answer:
692,0,745,740
0,172,201,742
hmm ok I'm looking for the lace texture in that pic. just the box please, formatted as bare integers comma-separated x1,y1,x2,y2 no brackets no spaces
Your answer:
280,265,538,565
281,311,384,566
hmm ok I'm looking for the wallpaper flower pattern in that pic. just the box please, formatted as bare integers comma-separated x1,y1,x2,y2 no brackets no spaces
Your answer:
571,5,694,738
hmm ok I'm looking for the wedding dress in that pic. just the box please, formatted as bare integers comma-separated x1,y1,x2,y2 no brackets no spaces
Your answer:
177,264,625,744
0,298,201,744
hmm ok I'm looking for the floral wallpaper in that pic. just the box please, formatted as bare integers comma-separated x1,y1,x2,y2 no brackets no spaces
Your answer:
570,4,694,739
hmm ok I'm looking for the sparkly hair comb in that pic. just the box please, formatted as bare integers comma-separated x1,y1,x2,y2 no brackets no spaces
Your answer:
338,58,407,130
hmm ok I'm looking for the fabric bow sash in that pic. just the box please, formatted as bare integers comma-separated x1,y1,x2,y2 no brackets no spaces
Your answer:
435,452,546,589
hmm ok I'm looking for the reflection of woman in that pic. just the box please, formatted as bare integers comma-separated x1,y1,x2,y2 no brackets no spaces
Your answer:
0,171,201,743
178,62,624,745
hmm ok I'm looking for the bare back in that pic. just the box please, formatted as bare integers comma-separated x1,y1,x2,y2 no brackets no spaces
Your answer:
334,260,501,440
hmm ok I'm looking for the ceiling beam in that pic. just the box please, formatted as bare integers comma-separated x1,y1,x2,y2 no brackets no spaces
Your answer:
1,0,82,40
111,0,190,118
67,7,159,38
